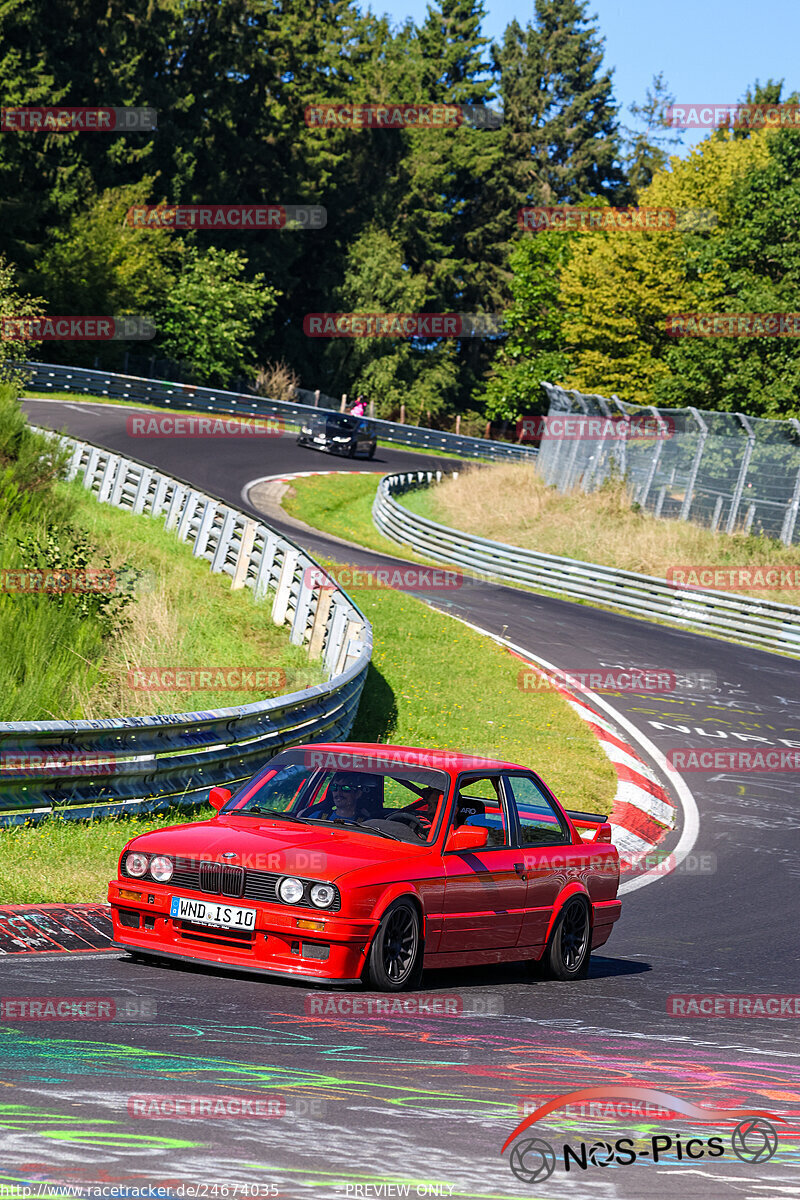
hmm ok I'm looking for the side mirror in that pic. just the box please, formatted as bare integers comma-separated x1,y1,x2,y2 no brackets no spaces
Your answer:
595,822,613,843
209,786,232,811
445,824,489,852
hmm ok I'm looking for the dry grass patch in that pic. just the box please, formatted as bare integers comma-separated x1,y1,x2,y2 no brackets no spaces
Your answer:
402,464,800,605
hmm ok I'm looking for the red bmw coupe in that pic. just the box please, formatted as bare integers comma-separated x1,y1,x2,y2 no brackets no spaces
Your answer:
108,743,621,991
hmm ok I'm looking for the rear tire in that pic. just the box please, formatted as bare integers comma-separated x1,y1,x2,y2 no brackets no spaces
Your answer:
543,896,591,980
367,445,376,460
365,899,423,992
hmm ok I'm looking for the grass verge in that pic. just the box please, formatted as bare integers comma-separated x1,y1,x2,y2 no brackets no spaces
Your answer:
3,551,617,902
281,472,440,562
1,473,321,721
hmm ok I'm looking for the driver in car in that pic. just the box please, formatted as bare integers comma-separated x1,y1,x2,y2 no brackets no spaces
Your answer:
326,773,379,823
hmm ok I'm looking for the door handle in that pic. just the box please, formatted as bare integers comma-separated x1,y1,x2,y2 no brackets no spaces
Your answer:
514,861,527,880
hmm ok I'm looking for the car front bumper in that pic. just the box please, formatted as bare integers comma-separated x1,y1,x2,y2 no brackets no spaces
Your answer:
108,880,376,985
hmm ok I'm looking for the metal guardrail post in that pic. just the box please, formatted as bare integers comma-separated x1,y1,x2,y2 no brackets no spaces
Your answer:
560,392,586,493
725,414,756,534
638,407,669,509
23,361,537,464
372,471,800,658
680,408,709,521
780,419,800,546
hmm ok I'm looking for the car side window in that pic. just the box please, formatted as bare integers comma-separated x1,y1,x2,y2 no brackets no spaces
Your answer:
506,774,571,846
454,774,507,847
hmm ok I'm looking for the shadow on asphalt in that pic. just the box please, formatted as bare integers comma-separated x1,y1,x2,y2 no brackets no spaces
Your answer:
114,950,649,993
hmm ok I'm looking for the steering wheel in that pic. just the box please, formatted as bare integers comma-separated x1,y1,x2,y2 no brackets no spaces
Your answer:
387,811,428,836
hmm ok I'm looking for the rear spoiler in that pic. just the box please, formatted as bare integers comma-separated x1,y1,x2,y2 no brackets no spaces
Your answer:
565,808,613,843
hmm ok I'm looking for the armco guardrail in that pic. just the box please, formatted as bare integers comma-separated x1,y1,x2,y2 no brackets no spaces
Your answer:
0,430,371,827
373,471,800,658
24,361,535,462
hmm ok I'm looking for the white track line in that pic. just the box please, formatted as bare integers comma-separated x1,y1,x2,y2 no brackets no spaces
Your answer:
437,616,700,896
242,469,371,509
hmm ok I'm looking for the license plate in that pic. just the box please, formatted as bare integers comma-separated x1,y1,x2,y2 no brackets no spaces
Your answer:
314,435,326,443
170,896,257,930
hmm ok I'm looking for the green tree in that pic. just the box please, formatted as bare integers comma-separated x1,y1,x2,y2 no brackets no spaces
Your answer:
655,127,800,418
324,227,457,419
624,72,684,194
0,255,45,387
475,233,571,421
558,129,770,403
34,183,179,337
492,0,629,209
158,245,278,387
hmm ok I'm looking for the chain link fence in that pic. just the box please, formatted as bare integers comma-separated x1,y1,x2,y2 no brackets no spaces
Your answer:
538,383,800,546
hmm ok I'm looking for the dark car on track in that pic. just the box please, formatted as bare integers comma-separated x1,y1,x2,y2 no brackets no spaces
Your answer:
297,412,377,459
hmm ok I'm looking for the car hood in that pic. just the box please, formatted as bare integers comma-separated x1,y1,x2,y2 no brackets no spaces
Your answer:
309,417,355,436
124,816,430,882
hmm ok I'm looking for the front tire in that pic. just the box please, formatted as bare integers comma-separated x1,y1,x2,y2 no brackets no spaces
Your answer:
543,896,590,980
365,899,423,991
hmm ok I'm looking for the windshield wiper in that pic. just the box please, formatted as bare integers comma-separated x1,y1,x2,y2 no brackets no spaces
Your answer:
330,818,401,841
236,806,309,823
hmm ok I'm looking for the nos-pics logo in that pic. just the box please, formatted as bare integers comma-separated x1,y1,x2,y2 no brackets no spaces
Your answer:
503,1088,783,1183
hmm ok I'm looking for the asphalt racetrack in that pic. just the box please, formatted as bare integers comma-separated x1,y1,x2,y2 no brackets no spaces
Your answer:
8,397,799,1199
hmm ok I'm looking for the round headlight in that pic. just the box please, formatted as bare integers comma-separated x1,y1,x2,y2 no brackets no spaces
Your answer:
309,883,336,909
126,851,148,878
149,855,174,883
278,876,304,904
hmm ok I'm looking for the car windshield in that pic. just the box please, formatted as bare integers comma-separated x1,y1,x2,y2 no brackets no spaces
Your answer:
222,751,450,845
